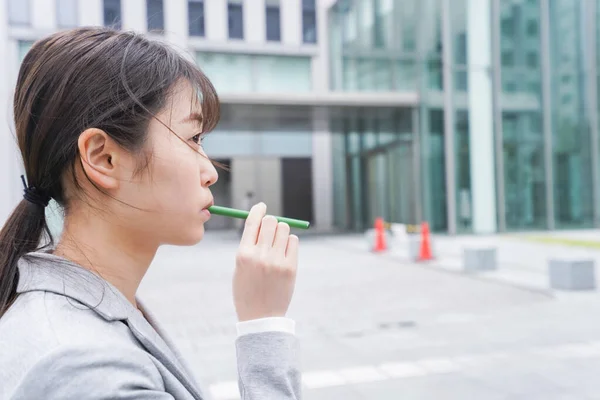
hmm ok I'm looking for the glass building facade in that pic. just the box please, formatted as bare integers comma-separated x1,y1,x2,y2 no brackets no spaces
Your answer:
328,0,600,234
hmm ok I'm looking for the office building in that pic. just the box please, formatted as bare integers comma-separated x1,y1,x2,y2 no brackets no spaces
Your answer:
0,0,336,234
328,0,600,234
3,0,600,236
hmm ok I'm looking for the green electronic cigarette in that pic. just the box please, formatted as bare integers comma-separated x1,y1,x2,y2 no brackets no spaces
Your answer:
208,205,310,230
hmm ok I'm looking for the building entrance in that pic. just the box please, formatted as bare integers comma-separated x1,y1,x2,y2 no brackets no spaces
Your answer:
364,139,417,228
336,107,419,231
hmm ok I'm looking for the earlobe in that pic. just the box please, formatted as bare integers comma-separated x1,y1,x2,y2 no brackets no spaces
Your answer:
77,128,120,190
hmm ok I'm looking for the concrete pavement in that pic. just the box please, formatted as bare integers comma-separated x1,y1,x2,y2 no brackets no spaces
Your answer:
138,231,600,399
355,228,600,294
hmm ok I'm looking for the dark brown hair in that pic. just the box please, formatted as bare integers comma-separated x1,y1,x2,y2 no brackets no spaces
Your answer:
0,27,220,317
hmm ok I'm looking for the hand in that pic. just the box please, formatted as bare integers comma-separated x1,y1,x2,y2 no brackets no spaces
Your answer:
233,202,299,322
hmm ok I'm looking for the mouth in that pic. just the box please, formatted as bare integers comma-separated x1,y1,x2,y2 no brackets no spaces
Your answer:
201,198,214,219
203,199,214,210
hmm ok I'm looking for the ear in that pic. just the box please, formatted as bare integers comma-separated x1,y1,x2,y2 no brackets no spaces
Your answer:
77,128,121,190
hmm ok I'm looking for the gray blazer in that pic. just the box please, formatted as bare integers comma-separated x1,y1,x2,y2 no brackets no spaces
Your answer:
0,252,302,399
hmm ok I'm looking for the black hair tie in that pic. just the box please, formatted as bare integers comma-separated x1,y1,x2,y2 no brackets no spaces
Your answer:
21,175,51,208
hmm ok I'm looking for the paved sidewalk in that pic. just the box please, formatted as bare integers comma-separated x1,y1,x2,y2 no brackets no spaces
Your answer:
327,229,600,294
139,231,600,399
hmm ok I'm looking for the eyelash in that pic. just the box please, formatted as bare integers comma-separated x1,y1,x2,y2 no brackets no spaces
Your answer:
191,133,204,145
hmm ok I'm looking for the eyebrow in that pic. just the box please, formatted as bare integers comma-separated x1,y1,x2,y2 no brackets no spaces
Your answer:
181,112,203,127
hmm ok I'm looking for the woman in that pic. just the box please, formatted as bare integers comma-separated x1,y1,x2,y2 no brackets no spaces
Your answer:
0,27,301,399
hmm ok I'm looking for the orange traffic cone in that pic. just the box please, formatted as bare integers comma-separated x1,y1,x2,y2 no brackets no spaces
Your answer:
418,222,433,261
373,217,387,252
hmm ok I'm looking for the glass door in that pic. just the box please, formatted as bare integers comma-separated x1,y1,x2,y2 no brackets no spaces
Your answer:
387,142,416,225
364,140,416,227
366,152,390,225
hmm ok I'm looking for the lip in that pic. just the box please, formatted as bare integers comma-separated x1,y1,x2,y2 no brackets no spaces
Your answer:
201,198,214,218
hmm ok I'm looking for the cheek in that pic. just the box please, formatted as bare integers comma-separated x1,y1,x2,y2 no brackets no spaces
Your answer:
151,152,201,211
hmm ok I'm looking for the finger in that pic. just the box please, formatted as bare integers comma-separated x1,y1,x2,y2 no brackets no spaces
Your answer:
240,203,266,247
257,215,278,249
285,234,299,261
272,222,290,256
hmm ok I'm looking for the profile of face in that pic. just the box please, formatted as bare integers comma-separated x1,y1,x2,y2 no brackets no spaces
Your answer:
75,80,219,248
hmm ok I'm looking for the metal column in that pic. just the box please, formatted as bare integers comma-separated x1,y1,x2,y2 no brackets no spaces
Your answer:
441,0,457,234
412,107,423,223
416,0,432,227
491,0,506,232
585,0,600,227
540,0,555,229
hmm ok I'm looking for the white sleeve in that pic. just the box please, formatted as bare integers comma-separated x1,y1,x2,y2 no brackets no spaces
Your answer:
236,317,296,337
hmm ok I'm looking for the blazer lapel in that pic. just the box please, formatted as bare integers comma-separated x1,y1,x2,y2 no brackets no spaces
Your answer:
136,301,202,387
125,309,205,400
16,252,205,400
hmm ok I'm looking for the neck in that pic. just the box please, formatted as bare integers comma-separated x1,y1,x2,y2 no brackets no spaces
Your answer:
54,209,158,307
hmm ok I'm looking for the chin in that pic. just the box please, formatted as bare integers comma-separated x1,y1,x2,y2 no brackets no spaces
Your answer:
163,222,205,246
163,227,204,246
169,225,206,246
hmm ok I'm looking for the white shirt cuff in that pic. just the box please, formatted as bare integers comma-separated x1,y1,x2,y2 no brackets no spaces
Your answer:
236,317,296,337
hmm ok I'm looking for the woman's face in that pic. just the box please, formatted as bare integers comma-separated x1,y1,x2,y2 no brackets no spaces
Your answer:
108,80,219,247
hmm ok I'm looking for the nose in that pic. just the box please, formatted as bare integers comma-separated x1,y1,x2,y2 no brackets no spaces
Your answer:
201,156,219,187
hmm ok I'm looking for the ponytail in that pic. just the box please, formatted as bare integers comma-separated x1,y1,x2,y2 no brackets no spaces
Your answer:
0,180,53,318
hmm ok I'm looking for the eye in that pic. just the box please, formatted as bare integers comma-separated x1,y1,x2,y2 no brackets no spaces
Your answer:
191,133,204,145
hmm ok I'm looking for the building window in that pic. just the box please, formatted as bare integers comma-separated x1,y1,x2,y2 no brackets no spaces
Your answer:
103,0,122,29
561,94,572,105
528,81,540,93
147,0,164,32
188,0,205,37
500,18,514,36
18,41,34,62
228,0,244,40
265,0,281,42
196,52,312,93
8,0,30,26
501,51,514,67
503,81,517,92
526,51,538,68
302,0,317,43
526,19,538,36
57,0,78,28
